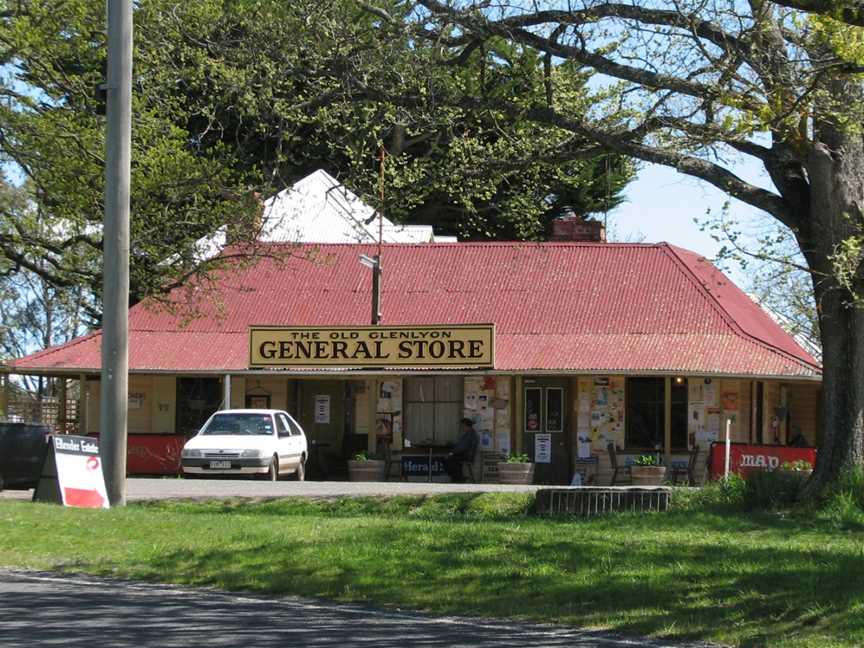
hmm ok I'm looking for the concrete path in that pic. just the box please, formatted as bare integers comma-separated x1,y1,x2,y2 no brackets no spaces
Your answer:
0,570,714,647
0,478,541,502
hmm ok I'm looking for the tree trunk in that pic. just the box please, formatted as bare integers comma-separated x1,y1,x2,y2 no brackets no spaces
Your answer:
806,280,864,496
799,127,864,497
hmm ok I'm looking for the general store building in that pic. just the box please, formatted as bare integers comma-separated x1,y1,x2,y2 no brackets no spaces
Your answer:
3,216,822,484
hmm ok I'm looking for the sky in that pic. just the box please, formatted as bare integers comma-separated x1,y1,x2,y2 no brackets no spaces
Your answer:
605,157,779,286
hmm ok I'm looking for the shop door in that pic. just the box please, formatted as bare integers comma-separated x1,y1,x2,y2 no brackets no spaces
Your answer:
524,379,570,484
298,381,346,457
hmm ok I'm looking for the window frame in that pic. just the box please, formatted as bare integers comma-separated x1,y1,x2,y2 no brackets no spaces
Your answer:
624,377,689,451
404,376,464,443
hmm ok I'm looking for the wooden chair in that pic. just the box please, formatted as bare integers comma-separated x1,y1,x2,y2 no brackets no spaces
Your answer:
377,438,404,482
607,442,632,486
480,450,505,483
686,444,701,486
669,445,701,485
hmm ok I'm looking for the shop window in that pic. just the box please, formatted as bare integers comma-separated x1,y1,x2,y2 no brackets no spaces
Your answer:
175,377,221,436
625,377,688,449
404,376,463,444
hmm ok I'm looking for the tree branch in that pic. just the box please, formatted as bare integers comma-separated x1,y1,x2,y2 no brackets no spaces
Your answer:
769,0,864,27
418,1,766,109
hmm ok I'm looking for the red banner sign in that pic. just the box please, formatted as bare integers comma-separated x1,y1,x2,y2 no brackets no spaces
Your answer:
89,434,186,475
708,442,817,479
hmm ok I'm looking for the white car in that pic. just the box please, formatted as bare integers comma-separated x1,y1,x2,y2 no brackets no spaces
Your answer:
181,409,308,481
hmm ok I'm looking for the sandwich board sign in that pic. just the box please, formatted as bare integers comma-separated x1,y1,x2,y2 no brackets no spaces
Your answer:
33,435,110,509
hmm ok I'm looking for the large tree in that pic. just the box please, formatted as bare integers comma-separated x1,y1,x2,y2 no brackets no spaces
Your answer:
401,0,864,494
0,0,631,325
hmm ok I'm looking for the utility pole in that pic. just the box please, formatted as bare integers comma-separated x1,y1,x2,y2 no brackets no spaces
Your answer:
100,0,133,506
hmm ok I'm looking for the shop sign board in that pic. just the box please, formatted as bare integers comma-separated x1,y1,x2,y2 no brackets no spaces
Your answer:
249,325,494,369
707,442,817,480
33,435,110,508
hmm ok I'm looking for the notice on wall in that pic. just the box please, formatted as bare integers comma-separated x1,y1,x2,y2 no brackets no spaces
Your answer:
578,392,591,414
722,390,739,413
703,380,717,407
688,403,702,426
314,395,331,424
706,407,721,442
128,392,144,410
33,435,109,509
535,433,552,464
688,380,704,403
577,432,592,459
496,431,511,456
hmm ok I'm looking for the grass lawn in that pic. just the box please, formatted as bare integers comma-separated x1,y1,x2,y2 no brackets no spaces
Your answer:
1,492,863,647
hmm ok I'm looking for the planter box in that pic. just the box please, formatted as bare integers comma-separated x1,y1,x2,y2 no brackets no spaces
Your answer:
778,468,813,480
347,460,386,482
497,462,535,485
630,465,667,486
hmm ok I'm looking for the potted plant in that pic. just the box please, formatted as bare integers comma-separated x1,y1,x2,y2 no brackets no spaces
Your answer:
497,452,535,485
347,451,386,482
630,454,667,486
779,459,813,479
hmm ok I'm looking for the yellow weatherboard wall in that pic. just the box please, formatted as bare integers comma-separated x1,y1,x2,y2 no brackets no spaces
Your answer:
249,325,494,368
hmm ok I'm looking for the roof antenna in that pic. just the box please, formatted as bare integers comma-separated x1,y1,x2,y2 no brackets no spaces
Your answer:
378,145,385,262
372,146,386,325
604,155,610,232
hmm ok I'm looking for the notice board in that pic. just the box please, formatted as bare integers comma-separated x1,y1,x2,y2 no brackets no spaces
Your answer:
33,435,110,509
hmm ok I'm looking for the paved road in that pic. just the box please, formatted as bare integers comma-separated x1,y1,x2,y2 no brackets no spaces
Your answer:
0,478,542,502
0,570,712,647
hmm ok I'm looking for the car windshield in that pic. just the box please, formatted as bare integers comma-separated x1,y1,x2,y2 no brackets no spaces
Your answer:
201,413,274,436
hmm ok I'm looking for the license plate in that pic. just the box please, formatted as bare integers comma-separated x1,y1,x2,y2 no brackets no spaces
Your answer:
209,460,231,469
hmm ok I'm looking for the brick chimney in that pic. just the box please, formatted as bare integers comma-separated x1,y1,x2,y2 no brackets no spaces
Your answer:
550,213,606,242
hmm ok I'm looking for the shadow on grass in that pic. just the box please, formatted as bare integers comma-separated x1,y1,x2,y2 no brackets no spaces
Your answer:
113,508,864,647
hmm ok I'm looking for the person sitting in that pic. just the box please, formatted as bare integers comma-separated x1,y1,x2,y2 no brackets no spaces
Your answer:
444,418,479,483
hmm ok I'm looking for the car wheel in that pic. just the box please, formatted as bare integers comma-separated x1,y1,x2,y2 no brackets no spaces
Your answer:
295,457,306,482
264,456,279,481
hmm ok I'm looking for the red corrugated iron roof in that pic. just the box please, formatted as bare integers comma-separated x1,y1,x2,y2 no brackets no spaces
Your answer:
8,242,821,378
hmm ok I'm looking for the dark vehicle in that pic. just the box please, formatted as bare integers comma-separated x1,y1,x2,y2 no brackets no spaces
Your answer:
0,422,50,490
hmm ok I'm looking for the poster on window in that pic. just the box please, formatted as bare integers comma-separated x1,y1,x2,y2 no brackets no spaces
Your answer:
535,433,552,463
546,388,563,433
525,388,542,433
314,395,330,424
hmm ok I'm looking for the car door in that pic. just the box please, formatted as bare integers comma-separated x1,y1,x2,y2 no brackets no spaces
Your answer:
286,413,307,465
275,413,296,473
